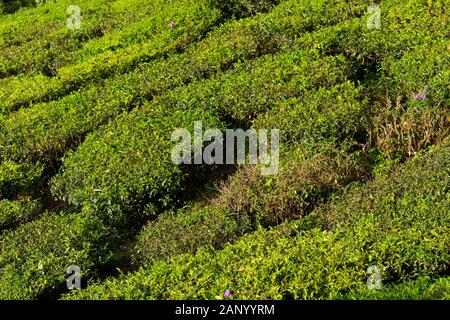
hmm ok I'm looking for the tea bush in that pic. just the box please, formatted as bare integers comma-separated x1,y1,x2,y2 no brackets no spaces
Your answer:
325,0,448,72
0,0,161,46
215,80,369,225
0,0,119,76
131,142,367,266
336,276,450,300
55,0,222,86
132,205,250,266
368,41,449,158
0,160,44,198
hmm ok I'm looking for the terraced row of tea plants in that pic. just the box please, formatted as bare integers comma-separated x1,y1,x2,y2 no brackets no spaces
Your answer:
0,0,448,299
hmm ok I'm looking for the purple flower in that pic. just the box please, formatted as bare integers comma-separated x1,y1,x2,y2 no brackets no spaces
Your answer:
224,289,231,298
413,94,419,100
169,20,175,29
420,93,426,99
243,178,249,184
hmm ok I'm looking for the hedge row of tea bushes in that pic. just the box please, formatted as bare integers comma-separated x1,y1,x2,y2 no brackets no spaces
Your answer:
0,0,157,43
0,0,368,114
64,140,449,299
334,0,450,159
212,81,370,225
230,76,363,193
372,40,449,103
0,0,152,110
253,81,366,143
304,0,449,106
0,74,64,113
217,142,368,226
0,0,34,14
179,50,352,123
0,212,112,299
0,160,44,231
0,83,121,164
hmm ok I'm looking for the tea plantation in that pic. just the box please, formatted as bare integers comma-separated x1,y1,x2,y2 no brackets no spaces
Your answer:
0,0,448,300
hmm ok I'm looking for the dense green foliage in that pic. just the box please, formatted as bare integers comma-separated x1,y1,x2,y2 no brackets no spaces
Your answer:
0,0,448,300
64,141,449,299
